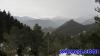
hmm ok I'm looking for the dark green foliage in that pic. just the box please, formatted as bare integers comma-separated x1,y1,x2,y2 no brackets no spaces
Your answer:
0,10,28,43
31,24,44,56
0,50,7,56
0,10,45,56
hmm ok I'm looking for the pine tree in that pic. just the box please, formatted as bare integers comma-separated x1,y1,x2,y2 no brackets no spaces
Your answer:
31,24,44,56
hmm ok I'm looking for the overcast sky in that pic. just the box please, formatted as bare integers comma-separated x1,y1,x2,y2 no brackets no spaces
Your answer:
0,0,97,18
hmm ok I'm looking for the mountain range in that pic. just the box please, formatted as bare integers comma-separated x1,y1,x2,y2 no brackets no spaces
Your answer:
14,16,69,29
14,16,95,27
14,16,95,33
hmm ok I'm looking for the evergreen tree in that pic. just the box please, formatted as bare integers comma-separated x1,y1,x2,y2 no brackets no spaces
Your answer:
31,24,44,56
0,10,34,55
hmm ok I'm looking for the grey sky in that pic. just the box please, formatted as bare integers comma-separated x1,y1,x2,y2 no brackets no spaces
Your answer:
0,0,96,18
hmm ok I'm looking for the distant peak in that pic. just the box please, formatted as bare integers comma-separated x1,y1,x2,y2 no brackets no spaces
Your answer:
63,19,84,26
69,19,74,22
67,19,77,23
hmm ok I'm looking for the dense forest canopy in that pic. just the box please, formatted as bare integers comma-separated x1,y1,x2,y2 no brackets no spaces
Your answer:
0,10,45,56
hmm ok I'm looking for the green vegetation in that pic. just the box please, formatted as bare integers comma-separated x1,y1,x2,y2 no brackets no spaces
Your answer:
0,10,44,56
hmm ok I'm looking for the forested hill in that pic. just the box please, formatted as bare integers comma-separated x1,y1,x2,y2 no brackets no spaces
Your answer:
52,19,95,36
48,17,100,56
0,10,45,56
0,10,30,43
